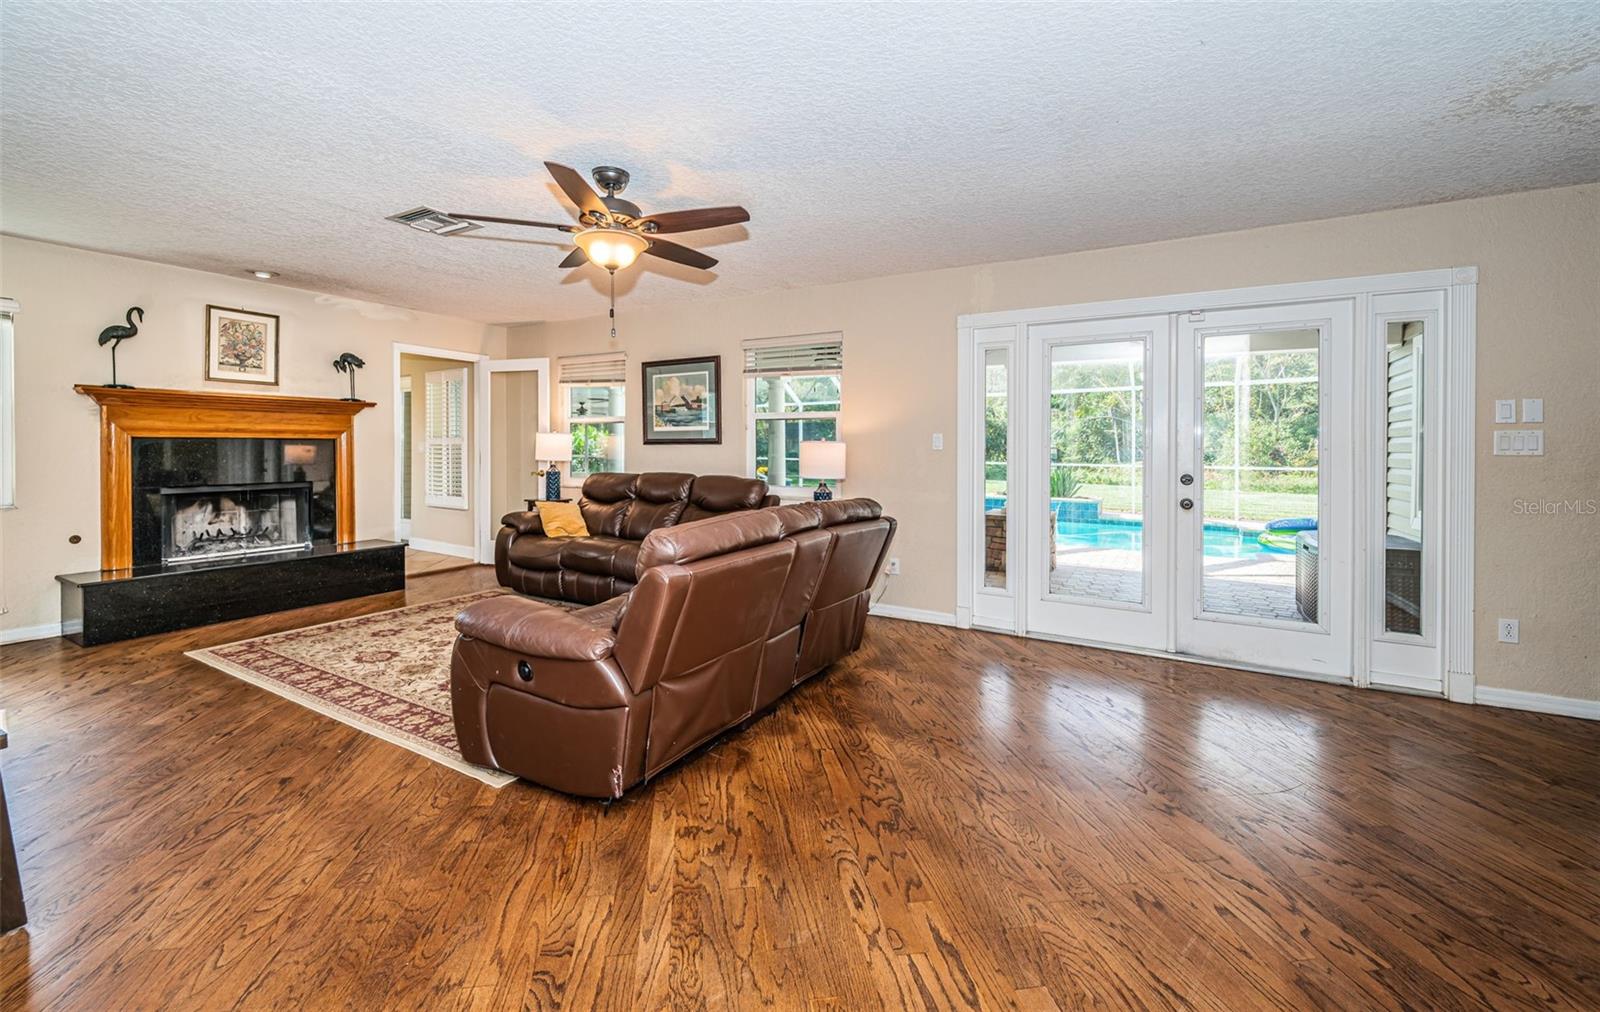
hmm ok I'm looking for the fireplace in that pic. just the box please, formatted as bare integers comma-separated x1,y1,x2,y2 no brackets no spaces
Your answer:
129,436,336,567
160,481,313,563
61,386,403,646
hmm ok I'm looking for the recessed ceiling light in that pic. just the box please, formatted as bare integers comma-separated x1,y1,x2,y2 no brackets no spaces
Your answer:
251,270,278,279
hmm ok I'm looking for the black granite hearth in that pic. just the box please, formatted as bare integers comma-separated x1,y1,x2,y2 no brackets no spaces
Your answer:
57,540,405,646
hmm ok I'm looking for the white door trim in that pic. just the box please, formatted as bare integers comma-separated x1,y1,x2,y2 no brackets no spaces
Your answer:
957,267,1470,330
955,267,1477,702
475,357,551,563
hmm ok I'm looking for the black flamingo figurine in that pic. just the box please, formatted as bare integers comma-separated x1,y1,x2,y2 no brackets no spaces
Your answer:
332,352,366,401
97,307,143,388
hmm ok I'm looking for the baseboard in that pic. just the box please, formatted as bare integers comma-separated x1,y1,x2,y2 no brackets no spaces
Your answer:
404,537,476,560
1475,686,1600,721
868,603,957,627
0,621,63,645
1369,669,1444,696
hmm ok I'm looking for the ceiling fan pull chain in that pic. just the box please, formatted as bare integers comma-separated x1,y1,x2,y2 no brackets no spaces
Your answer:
609,270,617,340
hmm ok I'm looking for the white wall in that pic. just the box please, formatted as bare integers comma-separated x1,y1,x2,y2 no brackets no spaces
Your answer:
0,236,505,638
509,183,1600,705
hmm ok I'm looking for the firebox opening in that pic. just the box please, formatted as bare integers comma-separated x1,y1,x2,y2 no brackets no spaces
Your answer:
160,481,314,563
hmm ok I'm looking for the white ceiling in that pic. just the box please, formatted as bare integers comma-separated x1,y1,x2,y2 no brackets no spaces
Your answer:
3,2,1598,324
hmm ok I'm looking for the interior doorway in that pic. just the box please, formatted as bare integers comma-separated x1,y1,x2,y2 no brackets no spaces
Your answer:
394,347,485,560
477,358,550,561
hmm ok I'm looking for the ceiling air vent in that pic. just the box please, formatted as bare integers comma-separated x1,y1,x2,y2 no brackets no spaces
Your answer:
385,207,482,236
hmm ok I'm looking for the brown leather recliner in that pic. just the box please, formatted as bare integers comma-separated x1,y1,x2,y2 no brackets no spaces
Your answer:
495,471,779,604
753,499,897,711
454,511,797,797
451,498,896,797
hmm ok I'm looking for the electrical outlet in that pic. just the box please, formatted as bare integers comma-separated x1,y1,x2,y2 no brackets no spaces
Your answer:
886,557,901,576
1497,619,1519,644
931,433,944,450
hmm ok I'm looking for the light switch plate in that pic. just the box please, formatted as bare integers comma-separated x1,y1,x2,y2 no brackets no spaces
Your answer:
1494,429,1545,455
1494,399,1517,424
931,433,944,450
1522,398,1544,422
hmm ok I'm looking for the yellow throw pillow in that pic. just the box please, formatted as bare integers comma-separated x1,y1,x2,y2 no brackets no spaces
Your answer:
537,500,589,538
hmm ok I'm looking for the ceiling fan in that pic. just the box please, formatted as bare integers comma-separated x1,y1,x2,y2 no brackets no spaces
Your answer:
388,162,749,275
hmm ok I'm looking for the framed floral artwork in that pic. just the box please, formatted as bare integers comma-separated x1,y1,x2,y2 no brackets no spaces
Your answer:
205,305,280,385
642,355,721,444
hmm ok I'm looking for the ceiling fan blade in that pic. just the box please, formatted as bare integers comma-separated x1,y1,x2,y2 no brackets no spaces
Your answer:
643,238,717,270
449,213,575,231
558,248,589,269
544,161,607,218
640,205,750,234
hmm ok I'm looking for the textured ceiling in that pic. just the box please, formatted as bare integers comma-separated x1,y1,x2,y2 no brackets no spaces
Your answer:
3,2,1598,324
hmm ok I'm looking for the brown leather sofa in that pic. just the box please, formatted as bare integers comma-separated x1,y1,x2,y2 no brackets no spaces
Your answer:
495,471,778,604
451,498,896,797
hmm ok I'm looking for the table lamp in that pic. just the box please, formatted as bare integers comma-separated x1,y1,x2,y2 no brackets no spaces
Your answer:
798,440,846,502
534,431,573,501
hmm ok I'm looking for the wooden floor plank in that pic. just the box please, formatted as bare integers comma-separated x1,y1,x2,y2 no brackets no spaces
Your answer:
1,567,1596,1009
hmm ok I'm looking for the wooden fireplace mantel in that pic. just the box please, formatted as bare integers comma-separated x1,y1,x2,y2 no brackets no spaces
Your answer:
75,385,376,571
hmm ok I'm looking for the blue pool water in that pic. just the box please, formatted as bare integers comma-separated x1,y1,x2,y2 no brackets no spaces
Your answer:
983,495,1284,561
1057,518,1277,561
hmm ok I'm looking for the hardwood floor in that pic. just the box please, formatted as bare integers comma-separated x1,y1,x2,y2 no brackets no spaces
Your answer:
1,566,1596,1010
404,547,477,577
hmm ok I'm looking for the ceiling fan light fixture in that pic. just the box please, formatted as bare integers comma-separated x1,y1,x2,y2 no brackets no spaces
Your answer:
573,227,649,271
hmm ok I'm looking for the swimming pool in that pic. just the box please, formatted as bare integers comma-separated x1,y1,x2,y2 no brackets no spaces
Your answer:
983,497,1300,561
1057,517,1283,561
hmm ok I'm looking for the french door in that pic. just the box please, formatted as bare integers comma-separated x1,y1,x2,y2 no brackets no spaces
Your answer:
1001,300,1354,680
963,271,1469,694
1023,316,1171,651
1172,302,1352,678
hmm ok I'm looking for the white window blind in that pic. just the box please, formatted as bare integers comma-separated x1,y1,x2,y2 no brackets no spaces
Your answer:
559,352,627,386
1386,330,1421,541
742,333,843,376
424,367,468,510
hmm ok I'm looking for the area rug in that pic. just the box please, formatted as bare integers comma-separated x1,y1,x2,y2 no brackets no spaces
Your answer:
186,590,566,787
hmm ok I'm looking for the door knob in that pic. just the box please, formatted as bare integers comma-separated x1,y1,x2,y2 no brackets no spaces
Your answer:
1179,473,1194,486
1179,497,1194,510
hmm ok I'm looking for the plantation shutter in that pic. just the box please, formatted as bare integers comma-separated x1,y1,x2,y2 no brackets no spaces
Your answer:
742,333,843,376
1385,330,1420,540
558,352,627,386
425,367,468,509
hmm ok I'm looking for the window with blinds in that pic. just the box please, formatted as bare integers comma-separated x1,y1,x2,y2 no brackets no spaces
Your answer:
558,352,627,386
560,353,627,477
743,333,843,488
424,367,468,510
742,333,843,375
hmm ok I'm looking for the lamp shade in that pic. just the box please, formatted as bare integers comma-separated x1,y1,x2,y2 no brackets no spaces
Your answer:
798,440,846,480
535,431,573,463
573,228,649,271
